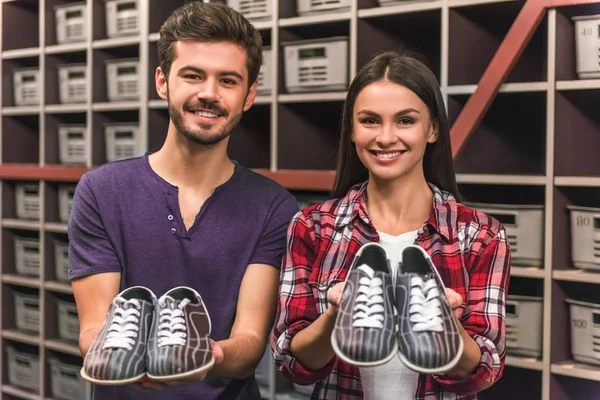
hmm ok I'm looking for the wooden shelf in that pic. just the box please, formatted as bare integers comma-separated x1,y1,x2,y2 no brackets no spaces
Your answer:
505,355,544,371
553,269,600,284
0,164,87,181
1,329,40,346
511,266,546,279
552,362,600,382
555,176,600,187
1,274,40,288
278,92,347,103
148,99,167,109
1,218,40,230
255,170,335,191
279,12,350,27
45,42,87,55
1,385,40,400
92,36,141,49
44,222,68,233
455,174,547,185
448,0,519,7
358,0,443,18
44,281,73,295
44,104,87,114
2,106,41,116
557,79,600,91
44,339,80,357
447,81,548,95
92,101,141,111
1,47,40,59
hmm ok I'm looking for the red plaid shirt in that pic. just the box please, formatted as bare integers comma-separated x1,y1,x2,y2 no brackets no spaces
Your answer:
272,182,511,399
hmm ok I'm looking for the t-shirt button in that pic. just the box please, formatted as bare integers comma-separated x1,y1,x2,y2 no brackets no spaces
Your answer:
171,228,176,234
168,215,174,221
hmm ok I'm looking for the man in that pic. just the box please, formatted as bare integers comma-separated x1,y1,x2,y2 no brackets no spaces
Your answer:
68,2,299,399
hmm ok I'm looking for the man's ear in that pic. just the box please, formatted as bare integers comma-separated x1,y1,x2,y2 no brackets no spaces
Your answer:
156,66,168,100
243,80,258,112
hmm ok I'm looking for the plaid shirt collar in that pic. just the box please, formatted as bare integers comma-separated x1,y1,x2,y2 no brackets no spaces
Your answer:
342,181,457,242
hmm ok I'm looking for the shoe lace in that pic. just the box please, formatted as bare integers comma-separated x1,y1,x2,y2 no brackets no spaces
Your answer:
352,264,385,329
409,275,443,332
157,297,191,347
102,298,142,351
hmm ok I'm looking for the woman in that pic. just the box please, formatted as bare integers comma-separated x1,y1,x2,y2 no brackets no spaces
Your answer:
271,50,511,399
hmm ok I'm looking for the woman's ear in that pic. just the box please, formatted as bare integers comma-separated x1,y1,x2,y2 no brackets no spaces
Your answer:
427,121,439,144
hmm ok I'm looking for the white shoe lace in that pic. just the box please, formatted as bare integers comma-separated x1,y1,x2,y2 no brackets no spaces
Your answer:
352,264,385,329
102,298,142,351
409,276,443,332
157,297,191,347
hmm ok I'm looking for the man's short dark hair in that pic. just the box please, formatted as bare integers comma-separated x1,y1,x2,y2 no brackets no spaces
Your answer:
157,1,263,88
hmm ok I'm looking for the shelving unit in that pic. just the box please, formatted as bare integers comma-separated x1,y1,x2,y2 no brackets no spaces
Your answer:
0,0,598,399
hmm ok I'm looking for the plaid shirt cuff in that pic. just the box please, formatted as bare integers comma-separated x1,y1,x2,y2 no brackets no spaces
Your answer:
274,320,337,385
432,333,503,395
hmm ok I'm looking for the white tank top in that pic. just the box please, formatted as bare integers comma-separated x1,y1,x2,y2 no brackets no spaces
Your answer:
359,229,420,400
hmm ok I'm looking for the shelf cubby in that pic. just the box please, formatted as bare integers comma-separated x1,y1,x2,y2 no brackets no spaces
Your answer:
448,1,547,85
550,279,600,392
91,109,140,166
147,108,168,153
228,104,271,169
92,45,140,104
278,20,350,95
448,92,547,175
357,9,441,81
44,0,86,47
277,101,342,170
2,1,40,52
43,291,77,345
2,228,40,279
43,231,69,285
479,367,542,400
44,50,87,106
43,348,86,399
552,186,600,274
2,115,40,164
148,0,188,35
148,41,160,101
457,182,546,205
1,284,40,338
554,89,600,177
508,276,545,297
44,112,87,166
555,4,600,82
2,56,40,109
2,339,40,397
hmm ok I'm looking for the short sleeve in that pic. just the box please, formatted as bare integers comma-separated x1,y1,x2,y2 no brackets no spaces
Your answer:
68,173,122,280
249,192,299,269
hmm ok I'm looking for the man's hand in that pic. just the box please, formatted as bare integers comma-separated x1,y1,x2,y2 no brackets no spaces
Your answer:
133,339,225,391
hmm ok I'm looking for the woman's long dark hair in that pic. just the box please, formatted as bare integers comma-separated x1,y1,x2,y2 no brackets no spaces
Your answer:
331,50,459,200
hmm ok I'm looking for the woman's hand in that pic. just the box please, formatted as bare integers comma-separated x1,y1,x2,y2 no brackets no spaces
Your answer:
327,282,345,310
445,287,463,318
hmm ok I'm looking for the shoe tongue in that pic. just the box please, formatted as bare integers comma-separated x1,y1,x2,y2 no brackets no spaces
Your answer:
114,295,138,309
161,295,178,308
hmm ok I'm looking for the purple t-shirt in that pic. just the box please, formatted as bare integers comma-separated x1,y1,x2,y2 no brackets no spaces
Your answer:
68,154,299,400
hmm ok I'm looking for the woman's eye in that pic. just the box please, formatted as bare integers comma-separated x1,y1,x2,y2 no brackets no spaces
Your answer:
361,118,378,125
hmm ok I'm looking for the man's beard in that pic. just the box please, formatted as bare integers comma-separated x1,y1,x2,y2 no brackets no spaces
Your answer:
168,94,243,147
